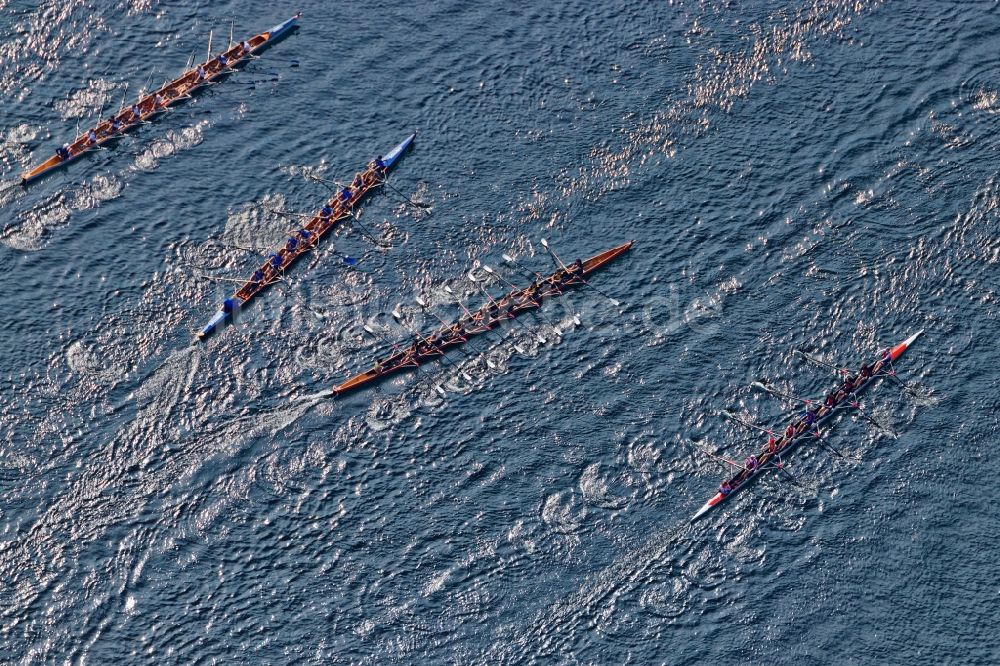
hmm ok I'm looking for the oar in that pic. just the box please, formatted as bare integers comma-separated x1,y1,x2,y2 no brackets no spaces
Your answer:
481,265,561,336
844,396,899,438
94,88,107,125
382,177,431,210
752,380,818,408
207,30,213,61
540,238,621,307
795,349,850,376
761,457,803,486
118,81,129,114
721,409,776,436
343,210,392,249
806,427,859,460
691,443,742,470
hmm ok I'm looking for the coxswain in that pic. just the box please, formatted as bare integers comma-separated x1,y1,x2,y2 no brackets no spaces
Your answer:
745,456,759,471
196,65,206,82
719,480,733,496
339,187,353,204
57,143,72,161
131,103,142,121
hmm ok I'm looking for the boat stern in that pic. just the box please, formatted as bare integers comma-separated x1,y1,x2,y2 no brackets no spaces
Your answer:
889,330,924,362
197,297,244,341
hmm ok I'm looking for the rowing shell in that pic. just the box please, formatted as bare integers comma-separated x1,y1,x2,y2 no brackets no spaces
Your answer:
21,14,300,185
196,133,416,341
690,330,924,523
331,241,633,397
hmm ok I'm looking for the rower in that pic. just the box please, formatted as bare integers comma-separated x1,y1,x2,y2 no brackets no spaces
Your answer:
268,252,283,271
372,155,385,171
570,258,584,279
767,436,778,454
217,53,229,68
860,363,872,379
824,393,836,409
804,409,817,427
251,268,265,285
351,173,364,189
745,456,759,471
241,40,251,55
154,93,165,109
87,129,98,145
298,228,313,244
111,117,122,133
196,65,206,82
131,103,142,121
286,236,299,253
57,143,72,161
785,424,795,439
520,281,540,301
320,204,334,219
339,187,353,204
719,480,733,496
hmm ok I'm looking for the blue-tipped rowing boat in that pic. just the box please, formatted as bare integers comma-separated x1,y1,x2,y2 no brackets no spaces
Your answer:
196,133,416,341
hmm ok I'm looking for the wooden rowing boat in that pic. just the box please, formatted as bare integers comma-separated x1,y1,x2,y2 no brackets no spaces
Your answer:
331,241,633,396
690,330,924,522
196,133,417,341
21,13,300,185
